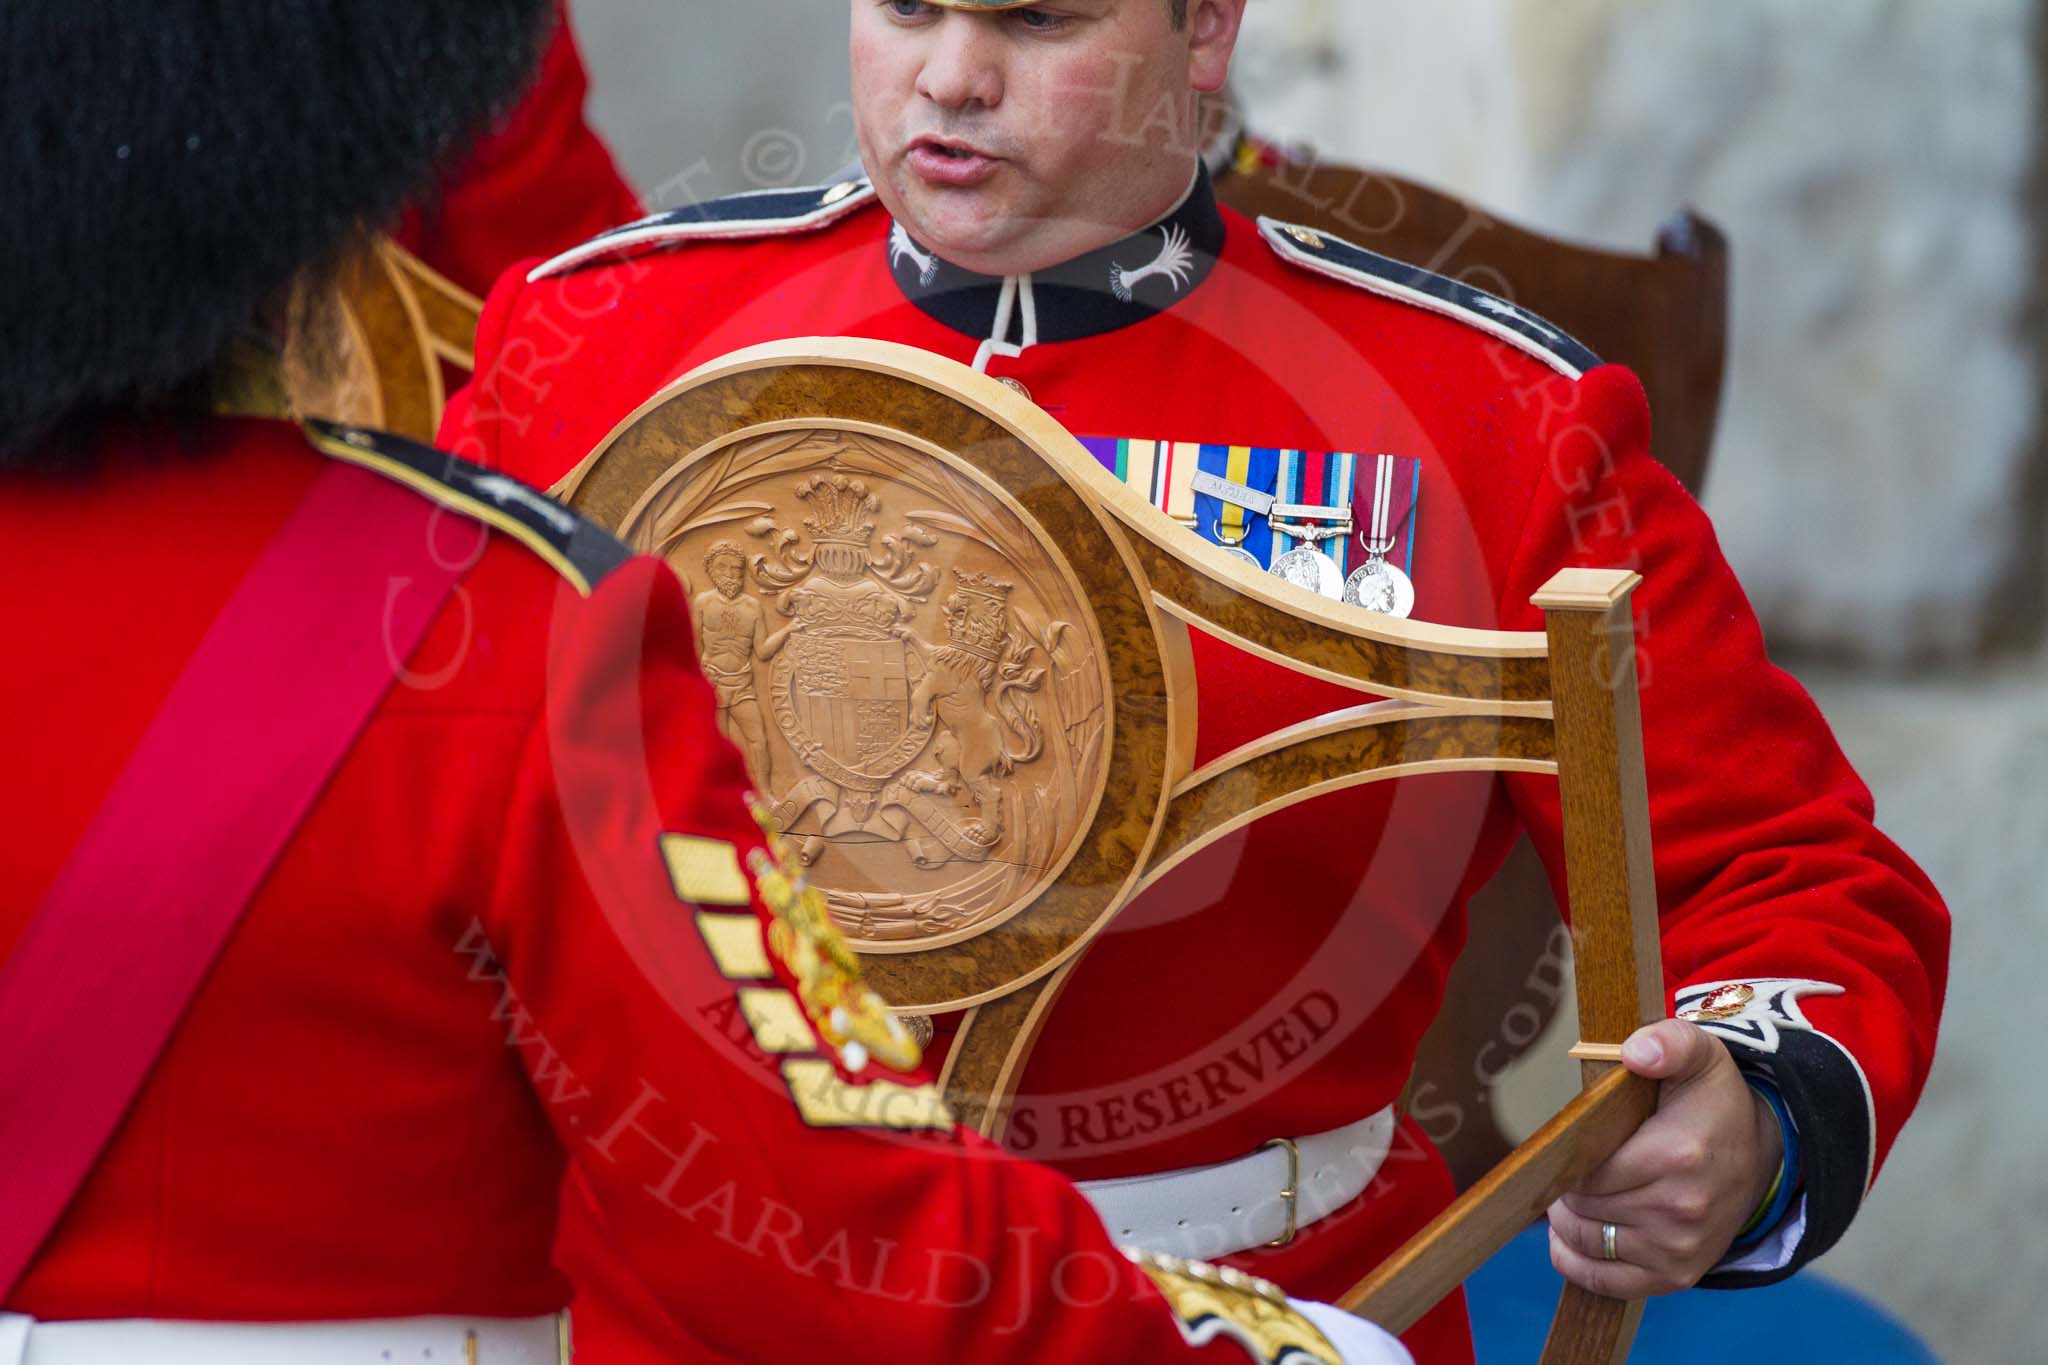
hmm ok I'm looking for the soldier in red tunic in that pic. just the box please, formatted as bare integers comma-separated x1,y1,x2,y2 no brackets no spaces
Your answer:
0,3,1409,1362
442,2,1951,1361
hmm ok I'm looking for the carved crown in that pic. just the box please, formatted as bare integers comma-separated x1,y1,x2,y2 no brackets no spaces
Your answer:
949,570,1014,604
944,570,1016,661
796,473,879,548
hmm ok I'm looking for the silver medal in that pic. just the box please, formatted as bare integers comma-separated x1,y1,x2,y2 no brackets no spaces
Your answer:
1218,543,1264,569
1205,515,1267,571
1271,544,1345,599
1343,557,1416,618
1341,454,1418,618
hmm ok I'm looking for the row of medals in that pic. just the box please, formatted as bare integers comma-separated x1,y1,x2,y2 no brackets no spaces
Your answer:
1211,506,1416,619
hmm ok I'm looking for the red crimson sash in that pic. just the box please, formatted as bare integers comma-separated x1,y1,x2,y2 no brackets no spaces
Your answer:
0,459,467,1295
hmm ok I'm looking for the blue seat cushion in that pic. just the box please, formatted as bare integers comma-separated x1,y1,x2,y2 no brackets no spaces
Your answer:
1465,1224,1936,1363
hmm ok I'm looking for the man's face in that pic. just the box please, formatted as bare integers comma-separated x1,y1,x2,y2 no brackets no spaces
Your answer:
850,0,1240,277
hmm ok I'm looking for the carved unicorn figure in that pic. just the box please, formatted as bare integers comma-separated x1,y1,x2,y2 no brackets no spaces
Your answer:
1110,222,1196,303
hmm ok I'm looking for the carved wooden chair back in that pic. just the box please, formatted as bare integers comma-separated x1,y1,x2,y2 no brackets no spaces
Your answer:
280,239,483,442
558,337,1667,1362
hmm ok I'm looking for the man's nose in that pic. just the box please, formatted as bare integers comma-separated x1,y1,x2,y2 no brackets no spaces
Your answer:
915,16,1005,111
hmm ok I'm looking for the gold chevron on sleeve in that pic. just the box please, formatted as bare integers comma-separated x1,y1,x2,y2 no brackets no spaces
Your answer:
662,833,755,907
738,988,819,1053
695,912,774,981
780,1060,955,1132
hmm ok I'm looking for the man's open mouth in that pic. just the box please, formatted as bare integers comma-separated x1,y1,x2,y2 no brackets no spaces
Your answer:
906,136,1004,186
914,137,995,161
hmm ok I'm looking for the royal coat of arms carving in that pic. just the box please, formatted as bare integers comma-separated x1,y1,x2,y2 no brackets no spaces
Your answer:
622,429,1112,953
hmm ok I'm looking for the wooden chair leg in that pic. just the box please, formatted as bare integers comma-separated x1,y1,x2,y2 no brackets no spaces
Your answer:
1539,1289,1645,1365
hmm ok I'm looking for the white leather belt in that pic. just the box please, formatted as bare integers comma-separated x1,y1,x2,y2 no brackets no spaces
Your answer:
1078,1107,1397,1261
0,1313,564,1365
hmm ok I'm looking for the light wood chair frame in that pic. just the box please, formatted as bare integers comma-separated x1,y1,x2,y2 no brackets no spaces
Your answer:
557,339,1668,1362
284,239,483,442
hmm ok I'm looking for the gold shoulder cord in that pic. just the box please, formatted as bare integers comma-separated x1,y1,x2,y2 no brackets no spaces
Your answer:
746,798,923,1074
1125,1248,1344,1365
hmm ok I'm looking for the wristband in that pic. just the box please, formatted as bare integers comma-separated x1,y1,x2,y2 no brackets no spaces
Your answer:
1733,1076,1801,1247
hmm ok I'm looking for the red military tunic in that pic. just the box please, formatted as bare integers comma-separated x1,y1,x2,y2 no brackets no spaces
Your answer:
392,1,641,298
442,172,1950,1360
0,413,1362,1364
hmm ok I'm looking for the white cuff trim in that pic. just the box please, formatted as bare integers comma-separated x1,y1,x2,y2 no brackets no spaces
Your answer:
1289,1300,1415,1365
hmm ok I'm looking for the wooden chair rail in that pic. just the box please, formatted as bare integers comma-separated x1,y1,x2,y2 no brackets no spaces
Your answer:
1135,540,1554,708
1338,1065,1658,1334
1141,702,1558,894
382,244,484,372
1169,699,1556,799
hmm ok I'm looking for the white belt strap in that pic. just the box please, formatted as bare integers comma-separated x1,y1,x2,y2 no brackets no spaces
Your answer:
1079,1107,1398,1261
1,1314,29,1365
0,1313,563,1365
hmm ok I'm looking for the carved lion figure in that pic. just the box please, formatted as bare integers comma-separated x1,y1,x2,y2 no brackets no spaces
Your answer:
900,572,1046,848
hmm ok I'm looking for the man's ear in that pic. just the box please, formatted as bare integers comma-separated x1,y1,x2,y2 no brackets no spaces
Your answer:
1186,0,1247,95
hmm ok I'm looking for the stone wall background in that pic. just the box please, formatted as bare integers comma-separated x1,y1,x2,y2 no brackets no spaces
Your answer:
565,2,2040,1356
573,1,855,213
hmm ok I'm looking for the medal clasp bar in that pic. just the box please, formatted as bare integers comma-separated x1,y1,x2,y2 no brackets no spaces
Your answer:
1270,502,1352,526
1192,470,1277,518
1268,519,1349,545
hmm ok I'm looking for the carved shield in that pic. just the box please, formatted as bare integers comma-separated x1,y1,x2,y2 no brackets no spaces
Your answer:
778,633,927,790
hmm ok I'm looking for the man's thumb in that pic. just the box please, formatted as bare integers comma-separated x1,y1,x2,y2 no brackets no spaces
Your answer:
1619,1019,1717,1082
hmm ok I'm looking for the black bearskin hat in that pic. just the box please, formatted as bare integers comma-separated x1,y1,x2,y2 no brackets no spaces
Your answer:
0,0,554,463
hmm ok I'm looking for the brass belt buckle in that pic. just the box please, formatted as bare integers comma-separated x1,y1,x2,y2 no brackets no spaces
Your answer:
1262,1136,1301,1247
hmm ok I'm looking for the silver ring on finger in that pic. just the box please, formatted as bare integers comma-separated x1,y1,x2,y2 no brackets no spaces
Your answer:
1601,1222,1619,1262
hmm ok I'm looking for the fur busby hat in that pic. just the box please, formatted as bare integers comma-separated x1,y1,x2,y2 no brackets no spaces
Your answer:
0,0,554,462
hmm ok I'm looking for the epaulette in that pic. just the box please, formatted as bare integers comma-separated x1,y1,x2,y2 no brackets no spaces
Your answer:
527,177,880,283
1257,217,1601,380
303,419,632,597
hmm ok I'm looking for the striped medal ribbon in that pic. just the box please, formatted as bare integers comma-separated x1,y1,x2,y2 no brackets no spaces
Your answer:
1343,453,1419,618
1080,438,1201,527
1191,445,1282,568
1077,440,1418,610
1267,448,1356,600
